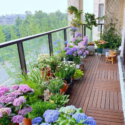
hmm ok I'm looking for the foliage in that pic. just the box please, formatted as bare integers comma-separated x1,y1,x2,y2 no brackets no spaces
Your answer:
49,93,69,108
55,61,76,79
74,69,84,79
94,40,107,48
16,68,47,103
47,78,64,93
73,56,81,64
100,18,121,49
70,19,82,27
29,101,56,120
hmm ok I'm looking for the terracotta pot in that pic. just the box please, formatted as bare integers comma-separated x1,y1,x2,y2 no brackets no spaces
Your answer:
60,81,68,92
41,67,51,80
23,118,31,125
69,10,73,14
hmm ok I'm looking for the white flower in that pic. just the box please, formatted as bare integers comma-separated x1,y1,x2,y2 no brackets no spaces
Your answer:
65,68,68,70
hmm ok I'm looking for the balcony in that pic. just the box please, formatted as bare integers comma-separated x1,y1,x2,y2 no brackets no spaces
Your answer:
0,0,125,125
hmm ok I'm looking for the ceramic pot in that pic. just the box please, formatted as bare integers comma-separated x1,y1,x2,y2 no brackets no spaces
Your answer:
97,48,103,53
60,81,68,93
23,118,31,125
76,64,80,69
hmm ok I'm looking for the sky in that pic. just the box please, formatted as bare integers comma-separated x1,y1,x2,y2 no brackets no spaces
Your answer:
0,0,93,15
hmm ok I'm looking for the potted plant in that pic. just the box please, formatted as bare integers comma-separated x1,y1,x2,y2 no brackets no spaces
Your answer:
49,93,69,109
94,40,107,53
47,78,64,94
74,69,84,80
0,85,34,125
70,19,83,27
73,56,81,69
68,6,78,15
55,61,76,84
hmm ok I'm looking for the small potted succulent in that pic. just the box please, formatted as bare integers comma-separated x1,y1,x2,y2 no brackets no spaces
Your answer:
74,69,84,80
47,78,64,94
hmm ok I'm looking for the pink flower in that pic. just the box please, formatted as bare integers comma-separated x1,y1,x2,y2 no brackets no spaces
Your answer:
0,91,5,96
67,44,70,47
11,85,19,90
13,96,26,106
0,96,6,103
0,86,10,93
11,115,23,123
19,85,33,93
0,108,11,117
0,104,3,109
18,106,33,116
11,90,23,97
85,50,89,54
5,96,15,103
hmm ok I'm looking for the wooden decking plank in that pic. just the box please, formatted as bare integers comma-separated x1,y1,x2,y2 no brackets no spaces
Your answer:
88,90,95,107
110,92,114,110
105,91,110,109
101,91,106,108
92,90,99,108
97,91,102,108
114,92,119,110
118,92,122,111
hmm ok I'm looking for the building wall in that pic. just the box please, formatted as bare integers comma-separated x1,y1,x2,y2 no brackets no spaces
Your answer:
93,0,105,41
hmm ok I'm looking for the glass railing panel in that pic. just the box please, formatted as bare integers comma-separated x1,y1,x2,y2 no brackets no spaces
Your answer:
23,35,49,70
52,30,65,55
0,45,20,86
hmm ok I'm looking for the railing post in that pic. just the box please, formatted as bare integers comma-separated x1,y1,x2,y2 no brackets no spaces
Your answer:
64,29,67,46
100,24,102,35
48,33,53,56
84,24,86,36
82,25,83,38
17,42,27,72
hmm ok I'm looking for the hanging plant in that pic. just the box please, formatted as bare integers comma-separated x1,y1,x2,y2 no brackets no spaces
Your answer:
70,19,83,27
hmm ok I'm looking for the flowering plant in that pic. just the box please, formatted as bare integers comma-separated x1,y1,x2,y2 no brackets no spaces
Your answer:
70,27,77,32
94,40,107,48
0,85,34,125
32,105,96,125
71,19,82,27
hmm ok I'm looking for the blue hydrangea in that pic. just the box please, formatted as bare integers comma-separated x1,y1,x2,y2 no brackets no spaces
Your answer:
54,42,57,44
66,49,73,55
72,113,87,123
85,117,96,125
57,39,60,42
70,27,77,32
40,123,51,125
65,41,68,44
55,44,58,47
43,110,60,123
32,117,42,124
56,50,60,53
71,47,77,51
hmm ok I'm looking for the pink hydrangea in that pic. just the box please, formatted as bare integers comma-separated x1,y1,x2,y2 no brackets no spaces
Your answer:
0,108,11,117
0,86,10,93
11,90,23,97
11,85,19,90
0,91,5,96
13,96,26,106
0,104,3,109
5,96,15,103
18,106,33,116
19,85,34,93
0,96,6,103
11,115,23,123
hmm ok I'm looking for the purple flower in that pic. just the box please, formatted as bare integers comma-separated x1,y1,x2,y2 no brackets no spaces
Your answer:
11,115,23,123
19,85,34,93
5,96,15,103
65,41,68,44
11,85,19,90
83,36,88,46
85,50,89,54
43,110,60,123
72,38,76,43
13,96,26,106
71,47,77,51
75,32,82,38
0,96,6,103
0,108,11,117
25,71,29,74
53,42,57,44
66,49,73,55
72,113,87,123
65,47,70,51
67,44,70,47
32,117,42,124
10,90,23,97
56,39,60,42
77,50,83,56
56,50,60,53
18,106,32,116
70,27,77,32
40,123,51,125
0,104,3,109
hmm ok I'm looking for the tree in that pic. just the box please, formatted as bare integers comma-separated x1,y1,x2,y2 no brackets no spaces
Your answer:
15,16,22,26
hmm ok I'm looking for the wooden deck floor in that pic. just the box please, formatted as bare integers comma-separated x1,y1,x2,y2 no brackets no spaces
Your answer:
66,55,124,125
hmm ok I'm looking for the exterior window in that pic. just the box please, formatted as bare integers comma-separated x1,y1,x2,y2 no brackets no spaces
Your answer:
98,4,104,32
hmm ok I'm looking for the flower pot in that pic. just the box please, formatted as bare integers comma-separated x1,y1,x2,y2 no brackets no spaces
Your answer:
74,77,80,80
23,118,31,125
76,64,80,69
97,48,103,53
65,77,71,85
69,10,73,14
60,81,68,93
41,67,51,80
